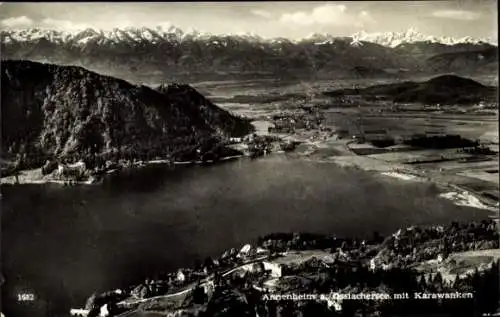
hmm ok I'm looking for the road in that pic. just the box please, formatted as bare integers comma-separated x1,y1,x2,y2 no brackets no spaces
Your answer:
115,255,269,311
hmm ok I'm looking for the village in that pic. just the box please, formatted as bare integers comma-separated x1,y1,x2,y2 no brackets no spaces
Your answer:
72,219,500,317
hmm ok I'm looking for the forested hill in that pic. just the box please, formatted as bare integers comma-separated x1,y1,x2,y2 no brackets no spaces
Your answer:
324,74,497,105
1,60,254,170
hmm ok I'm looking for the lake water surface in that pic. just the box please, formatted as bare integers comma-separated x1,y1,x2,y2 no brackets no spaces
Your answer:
2,155,490,316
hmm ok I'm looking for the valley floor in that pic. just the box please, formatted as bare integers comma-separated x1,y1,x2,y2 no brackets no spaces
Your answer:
291,134,498,213
218,94,499,213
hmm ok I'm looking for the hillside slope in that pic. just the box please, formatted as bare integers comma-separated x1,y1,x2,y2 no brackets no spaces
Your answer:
324,74,497,105
1,60,254,171
426,47,498,75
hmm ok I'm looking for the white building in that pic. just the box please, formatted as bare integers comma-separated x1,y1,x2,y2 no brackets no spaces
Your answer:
177,270,186,282
393,229,402,239
203,280,215,295
256,247,270,255
240,244,252,254
237,244,258,258
382,263,394,270
369,257,392,271
58,161,86,176
99,304,109,317
263,261,283,278
325,298,343,312
70,309,89,317
68,161,86,170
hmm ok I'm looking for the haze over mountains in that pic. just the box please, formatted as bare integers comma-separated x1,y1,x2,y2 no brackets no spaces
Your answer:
1,60,253,171
1,26,497,83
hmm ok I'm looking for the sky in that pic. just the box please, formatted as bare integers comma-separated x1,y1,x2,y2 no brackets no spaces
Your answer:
0,1,497,40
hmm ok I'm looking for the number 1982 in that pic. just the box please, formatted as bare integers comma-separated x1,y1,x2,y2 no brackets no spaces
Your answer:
17,293,35,301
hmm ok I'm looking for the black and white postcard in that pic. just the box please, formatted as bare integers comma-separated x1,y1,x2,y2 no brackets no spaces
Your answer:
1,1,499,316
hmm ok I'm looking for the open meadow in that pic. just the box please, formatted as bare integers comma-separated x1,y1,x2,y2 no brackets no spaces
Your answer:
207,77,498,212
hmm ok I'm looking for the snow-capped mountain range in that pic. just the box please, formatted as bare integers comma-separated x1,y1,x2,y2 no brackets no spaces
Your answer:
1,26,496,47
1,25,496,83
352,28,497,48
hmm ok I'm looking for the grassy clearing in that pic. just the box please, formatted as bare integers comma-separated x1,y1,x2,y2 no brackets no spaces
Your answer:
415,249,500,283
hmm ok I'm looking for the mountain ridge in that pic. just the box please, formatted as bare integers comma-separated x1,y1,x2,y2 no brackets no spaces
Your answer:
1,59,254,173
323,74,497,105
2,26,497,84
2,26,496,47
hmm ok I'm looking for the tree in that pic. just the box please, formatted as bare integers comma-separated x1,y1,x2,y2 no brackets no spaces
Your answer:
453,274,461,289
418,274,428,291
85,293,97,310
432,272,444,291
139,285,149,299
191,282,207,305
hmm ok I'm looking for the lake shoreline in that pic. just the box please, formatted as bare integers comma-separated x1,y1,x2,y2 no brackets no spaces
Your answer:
0,155,246,186
323,155,499,213
2,137,497,214
2,149,497,213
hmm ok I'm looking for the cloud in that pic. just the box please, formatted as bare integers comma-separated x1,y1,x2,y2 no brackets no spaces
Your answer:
359,11,374,22
40,18,91,31
279,4,374,27
1,16,33,28
358,11,376,26
432,10,480,21
251,9,272,19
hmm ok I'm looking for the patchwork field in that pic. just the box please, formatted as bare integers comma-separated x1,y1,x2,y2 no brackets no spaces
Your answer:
211,77,498,212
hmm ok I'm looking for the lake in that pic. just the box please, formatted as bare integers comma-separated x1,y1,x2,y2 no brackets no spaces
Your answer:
1,154,490,317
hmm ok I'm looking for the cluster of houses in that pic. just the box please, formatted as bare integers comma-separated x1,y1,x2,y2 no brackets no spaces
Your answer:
268,112,323,134
69,241,364,316
57,161,86,176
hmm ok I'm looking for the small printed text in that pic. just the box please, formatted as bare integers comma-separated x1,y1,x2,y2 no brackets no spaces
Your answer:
262,292,474,301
